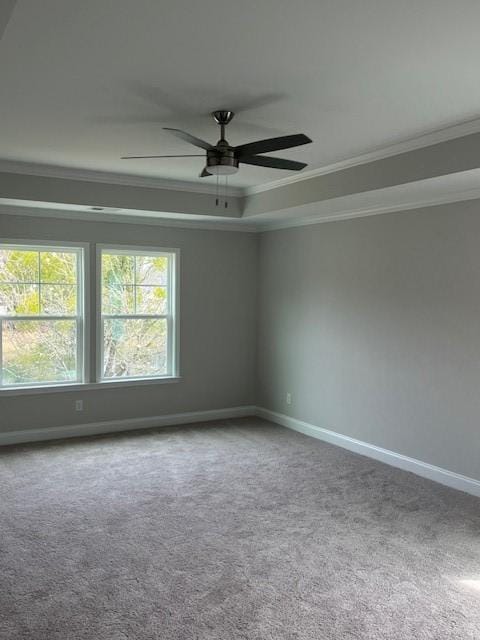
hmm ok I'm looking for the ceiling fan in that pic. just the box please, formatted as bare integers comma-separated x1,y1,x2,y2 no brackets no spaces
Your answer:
121,110,312,177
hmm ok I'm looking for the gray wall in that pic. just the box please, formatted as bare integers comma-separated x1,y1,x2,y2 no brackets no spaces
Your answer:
3,203,480,482
257,204,480,480
0,214,258,433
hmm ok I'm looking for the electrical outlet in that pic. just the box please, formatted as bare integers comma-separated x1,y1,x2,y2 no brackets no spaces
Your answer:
75,399,83,412
286,392,292,405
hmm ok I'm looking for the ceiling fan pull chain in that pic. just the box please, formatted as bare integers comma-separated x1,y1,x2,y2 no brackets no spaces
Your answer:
225,175,228,208
215,173,219,206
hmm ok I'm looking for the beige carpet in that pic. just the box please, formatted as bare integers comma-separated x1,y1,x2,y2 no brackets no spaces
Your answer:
1,418,479,639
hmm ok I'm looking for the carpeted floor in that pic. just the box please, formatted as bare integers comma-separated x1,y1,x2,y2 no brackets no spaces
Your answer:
1,418,479,639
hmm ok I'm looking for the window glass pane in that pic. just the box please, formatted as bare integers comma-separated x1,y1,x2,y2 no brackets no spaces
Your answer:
136,286,167,315
2,319,77,385
40,251,76,284
103,318,167,378
102,284,134,314
40,284,77,315
102,254,134,285
0,249,39,283
0,284,40,315
136,255,168,285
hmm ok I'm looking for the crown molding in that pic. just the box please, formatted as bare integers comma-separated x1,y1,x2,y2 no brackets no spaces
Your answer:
0,202,257,233
2,184,480,234
257,186,480,232
0,159,245,197
246,115,480,196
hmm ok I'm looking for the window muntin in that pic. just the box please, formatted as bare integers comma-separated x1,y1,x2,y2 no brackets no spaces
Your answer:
0,245,84,387
99,248,176,381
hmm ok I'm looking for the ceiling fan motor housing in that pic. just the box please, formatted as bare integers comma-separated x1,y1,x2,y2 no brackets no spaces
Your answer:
206,146,239,175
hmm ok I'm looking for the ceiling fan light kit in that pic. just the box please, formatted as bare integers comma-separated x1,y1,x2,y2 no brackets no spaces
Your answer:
122,110,312,179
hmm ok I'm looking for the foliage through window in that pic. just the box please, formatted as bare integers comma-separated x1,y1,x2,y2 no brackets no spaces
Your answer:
100,248,177,380
0,245,84,387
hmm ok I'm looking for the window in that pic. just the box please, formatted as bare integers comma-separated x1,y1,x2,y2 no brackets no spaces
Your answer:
0,244,85,388
0,242,178,392
98,246,178,381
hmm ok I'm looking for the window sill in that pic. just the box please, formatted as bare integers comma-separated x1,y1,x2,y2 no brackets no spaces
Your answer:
0,377,182,396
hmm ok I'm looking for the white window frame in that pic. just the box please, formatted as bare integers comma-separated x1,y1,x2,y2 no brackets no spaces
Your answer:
96,244,179,384
0,240,89,390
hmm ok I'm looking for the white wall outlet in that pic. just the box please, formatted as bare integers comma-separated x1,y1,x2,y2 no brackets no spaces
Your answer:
75,399,84,412
286,392,292,405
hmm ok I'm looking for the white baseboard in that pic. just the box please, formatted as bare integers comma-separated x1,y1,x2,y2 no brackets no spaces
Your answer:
256,407,480,498
0,405,257,446
4,404,479,499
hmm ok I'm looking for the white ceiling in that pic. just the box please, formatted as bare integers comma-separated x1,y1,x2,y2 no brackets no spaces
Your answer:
2,0,480,189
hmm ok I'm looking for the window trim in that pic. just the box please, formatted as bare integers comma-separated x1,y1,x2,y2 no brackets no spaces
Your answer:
96,244,180,384
0,376,182,396
0,239,90,390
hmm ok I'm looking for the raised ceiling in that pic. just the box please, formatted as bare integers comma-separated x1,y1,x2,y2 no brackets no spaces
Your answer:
2,0,480,190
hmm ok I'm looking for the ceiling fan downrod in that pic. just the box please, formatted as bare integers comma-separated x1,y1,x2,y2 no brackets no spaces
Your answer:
212,110,235,142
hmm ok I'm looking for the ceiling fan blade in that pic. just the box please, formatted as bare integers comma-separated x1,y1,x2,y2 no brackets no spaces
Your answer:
163,127,213,150
235,133,311,158
121,154,205,159
240,155,307,171
199,167,211,177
